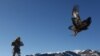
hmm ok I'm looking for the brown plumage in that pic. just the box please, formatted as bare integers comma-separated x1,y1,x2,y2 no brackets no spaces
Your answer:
69,5,92,36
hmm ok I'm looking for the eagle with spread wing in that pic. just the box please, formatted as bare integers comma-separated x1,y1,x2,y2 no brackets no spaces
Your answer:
68,5,92,36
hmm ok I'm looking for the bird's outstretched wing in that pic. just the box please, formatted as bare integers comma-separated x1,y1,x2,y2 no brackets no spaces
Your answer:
79,17,91,30
72,5,82,27
72,5,80,19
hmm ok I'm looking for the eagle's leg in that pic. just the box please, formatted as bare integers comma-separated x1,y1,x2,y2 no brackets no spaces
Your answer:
73,30,78,36
70,26,78,36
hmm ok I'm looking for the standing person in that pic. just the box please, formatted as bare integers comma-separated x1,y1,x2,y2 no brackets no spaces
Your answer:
11,37,24,56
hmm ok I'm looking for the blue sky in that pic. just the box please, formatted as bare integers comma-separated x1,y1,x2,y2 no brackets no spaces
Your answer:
0,0,100,56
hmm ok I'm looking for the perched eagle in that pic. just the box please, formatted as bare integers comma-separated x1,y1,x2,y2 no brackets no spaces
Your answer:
69,5,92,36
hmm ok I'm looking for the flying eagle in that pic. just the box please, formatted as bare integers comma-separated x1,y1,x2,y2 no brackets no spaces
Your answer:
68,5,92,36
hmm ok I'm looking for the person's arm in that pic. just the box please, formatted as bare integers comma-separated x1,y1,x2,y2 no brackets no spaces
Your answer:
12,41,15,46
20,41,24,46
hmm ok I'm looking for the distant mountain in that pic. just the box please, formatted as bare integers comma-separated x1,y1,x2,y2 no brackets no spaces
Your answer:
78,49,100,56
26,49,100,56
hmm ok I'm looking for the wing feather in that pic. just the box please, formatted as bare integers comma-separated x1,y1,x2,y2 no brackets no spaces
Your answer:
79,17,91,30
72,5,80,19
